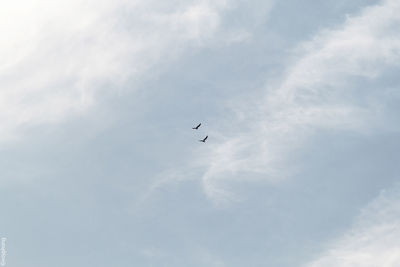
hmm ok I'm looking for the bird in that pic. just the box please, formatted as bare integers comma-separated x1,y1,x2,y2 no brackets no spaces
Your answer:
199,135,208,143
192,123,201,130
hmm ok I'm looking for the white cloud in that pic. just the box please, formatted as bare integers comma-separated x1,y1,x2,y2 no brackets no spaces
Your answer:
0,0,236,142
303,186,400,267
199,0,400,201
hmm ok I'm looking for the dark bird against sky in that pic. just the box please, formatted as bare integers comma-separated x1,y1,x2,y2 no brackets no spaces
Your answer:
192,123,201,130
199,135,208,143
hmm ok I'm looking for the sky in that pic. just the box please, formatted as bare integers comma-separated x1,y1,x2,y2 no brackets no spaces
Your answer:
1,0,400,266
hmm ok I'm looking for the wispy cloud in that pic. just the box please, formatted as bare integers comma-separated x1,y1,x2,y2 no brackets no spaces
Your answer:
199,0,400,202
303,185,400,267
0,0,240,143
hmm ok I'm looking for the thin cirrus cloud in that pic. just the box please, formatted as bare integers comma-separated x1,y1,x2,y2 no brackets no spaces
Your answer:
199,0,400,202
303,185,400,267
0,0,240,143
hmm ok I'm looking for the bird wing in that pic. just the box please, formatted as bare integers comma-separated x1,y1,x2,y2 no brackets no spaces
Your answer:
192,123,201,129
204,136,208,141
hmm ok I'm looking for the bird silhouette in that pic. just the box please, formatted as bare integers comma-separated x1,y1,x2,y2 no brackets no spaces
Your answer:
199,135,208,143
192,123,201,130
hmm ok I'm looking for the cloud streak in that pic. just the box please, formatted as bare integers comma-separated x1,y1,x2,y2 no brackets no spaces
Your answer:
303,185,400,267
199,0,400,202
0,0,236,143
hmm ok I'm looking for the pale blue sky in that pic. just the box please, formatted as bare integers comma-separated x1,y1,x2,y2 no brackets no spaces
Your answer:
1,0,400,266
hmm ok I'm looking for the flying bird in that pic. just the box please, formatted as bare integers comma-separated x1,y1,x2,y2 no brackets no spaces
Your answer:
199,135,208,143
192,123,201,130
